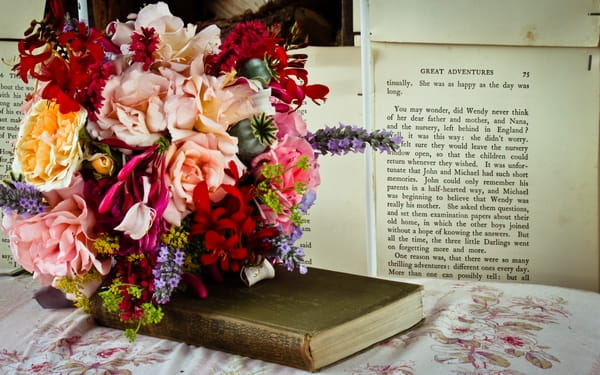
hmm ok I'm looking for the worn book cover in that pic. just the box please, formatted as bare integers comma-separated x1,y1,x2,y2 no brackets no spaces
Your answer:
90,266,424,371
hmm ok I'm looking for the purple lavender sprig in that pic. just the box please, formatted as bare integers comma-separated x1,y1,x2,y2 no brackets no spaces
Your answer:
152,244,185,304
306,123,402,156
270,234,307,274
0,179,47,216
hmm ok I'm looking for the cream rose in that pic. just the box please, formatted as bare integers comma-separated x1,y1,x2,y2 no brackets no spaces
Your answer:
110,2,220,70
188,60,266,135
13,99,85,192
161,57,271,142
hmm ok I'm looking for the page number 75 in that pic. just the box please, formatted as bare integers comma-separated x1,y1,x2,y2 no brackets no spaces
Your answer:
522,71,530,78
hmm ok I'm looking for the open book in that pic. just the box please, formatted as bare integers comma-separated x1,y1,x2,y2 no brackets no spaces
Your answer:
0,1,44,274
0,41,28,274
300,0,600,291
0,1,598,292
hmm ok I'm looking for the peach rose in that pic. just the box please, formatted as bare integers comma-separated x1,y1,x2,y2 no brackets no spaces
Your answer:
163,132,244,225
2,175,111,287
13,99,85,192
89,63,170,147
189,73,245,135
186,57,271,135
88,153,115,176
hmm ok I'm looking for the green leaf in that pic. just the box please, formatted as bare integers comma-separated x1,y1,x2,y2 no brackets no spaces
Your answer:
295,156,311,171
127,285,143,299
98,290,121,313
141,303,164,325
293,181,307,195
124,328,137,342
261,163,284,179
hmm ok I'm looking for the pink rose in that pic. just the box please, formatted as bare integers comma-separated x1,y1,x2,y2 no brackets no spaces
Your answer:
2,175,110,287
89,63,170,147
274,109,308,138
163,132,244,225
252,135,320,235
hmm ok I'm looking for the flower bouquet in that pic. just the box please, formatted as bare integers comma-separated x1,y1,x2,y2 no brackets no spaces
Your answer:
1,0,401,340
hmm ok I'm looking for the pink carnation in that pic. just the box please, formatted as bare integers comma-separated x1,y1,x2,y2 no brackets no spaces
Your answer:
252,135,320,235
2,175,110,287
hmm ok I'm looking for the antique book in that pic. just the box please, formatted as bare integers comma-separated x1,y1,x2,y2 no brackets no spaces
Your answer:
0,41,34,275
298,0,600,292
295,46,370,276
1,1,599,292
90,267,424,372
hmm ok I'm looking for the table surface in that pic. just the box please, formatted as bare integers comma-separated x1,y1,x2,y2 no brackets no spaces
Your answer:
1,273,599,375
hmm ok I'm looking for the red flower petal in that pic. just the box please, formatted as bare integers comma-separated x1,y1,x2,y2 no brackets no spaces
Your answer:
229,247,248,260
192,181,211,214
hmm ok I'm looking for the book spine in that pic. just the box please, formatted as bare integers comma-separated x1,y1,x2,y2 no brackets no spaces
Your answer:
89,295,315,371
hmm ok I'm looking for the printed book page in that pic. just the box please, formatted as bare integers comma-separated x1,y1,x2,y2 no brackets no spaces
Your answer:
367,0,600,47
372,42,600,291
0,0,46,39
297,46,369,275
0,42,34,274
0,0,45,273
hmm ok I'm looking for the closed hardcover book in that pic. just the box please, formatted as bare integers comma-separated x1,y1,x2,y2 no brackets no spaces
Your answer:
90,267,424,372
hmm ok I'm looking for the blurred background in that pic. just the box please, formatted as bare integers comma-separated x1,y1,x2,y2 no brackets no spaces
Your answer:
56,0,354,46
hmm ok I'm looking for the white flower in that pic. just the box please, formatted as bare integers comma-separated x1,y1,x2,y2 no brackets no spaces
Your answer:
114,176,156,239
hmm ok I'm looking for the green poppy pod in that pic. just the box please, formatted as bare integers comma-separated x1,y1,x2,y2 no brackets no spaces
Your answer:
240,58,272,88
229,118,267,164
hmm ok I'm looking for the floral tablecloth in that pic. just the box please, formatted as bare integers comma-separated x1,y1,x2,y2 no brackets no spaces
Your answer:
1,274,599,375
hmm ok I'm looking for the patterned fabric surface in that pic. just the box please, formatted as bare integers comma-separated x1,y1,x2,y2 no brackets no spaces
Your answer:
1,274,599,375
